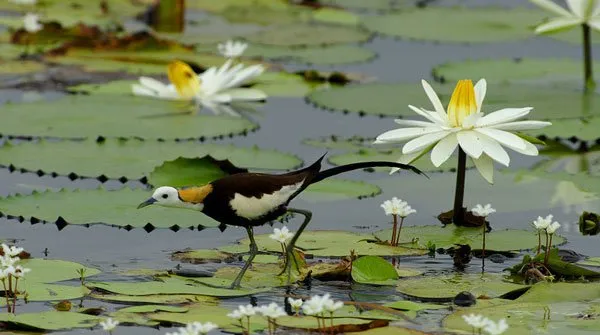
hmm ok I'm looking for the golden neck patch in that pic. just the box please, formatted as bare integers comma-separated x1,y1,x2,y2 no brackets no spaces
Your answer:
178,185,213,204
167,61,201,100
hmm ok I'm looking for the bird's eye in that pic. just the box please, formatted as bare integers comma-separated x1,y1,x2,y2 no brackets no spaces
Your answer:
161,194,168,199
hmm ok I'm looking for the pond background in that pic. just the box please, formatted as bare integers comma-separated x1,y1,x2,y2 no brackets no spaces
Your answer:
1,0,600,334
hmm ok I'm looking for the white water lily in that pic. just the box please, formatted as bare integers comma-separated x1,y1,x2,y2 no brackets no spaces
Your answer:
471,204,496,217
288,298,303,314
380,197,416,217
257,302,287,319
269,226,293,244
533,214,554,230
131,60,266,115
12,265,31,278
483,318,509,335
227,304,256,319
302,294,327,316
322,298,344,313
546,221,561,234
99,318,119,332
375,79,551,183
531,0,600,34
462,313,490,329
0,254,19,268
1,244,23,257
218,40,248,58
23,13,42,33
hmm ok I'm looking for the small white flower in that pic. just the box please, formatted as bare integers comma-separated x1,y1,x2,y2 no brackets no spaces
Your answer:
0,268,9,280
193,322,219,334
218,40,248,58
3,265,16,277
269,226,294,244
546,221,561,234
462,313,490,329
2,244,23,257
483,318,509,335
0,255,19,268
531,0,600,34
302,294,328,316
322,298,344,313
23,13,42,33
471,204,496,217
227,304,256,320
380,197,416,217
99,318,119,332
12,265,31,278
288,298,303,311
533,214,553,230
257,302,287,319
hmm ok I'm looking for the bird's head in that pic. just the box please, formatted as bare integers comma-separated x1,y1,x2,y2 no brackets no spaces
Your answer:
137,185,211,211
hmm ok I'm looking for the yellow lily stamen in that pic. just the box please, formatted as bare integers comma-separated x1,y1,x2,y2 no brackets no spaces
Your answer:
167,60,201,100
446,79,477,127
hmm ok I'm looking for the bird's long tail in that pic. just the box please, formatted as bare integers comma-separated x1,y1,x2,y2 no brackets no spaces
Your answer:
310,161,426,184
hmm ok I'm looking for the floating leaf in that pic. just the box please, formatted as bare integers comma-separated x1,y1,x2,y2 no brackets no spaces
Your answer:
118,305,189,313
90,292,217,305
526,117,600,141
517,282,600,303
351,256,399,285
219,230,428,257
308,82,600,119
373,225,565,252
22,284,91,302
0,61,45,75
362,7,543,43
20,259,101,283
243,44,375,65
346,327,434,335
0,187,221,229
0,139,301,182
171,249,234,264
383,300,447,312
148,157,246,188
396,273,527,301
304,179,382,201
321,0,413,10
0,311,100,331
0,95,257,140
245,23,371,46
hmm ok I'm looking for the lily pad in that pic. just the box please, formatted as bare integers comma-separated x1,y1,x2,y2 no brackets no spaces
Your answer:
20,259,101,283
304,179,382,201
0,95,257,140
87,276,266,297
517,282,600,303
90,292,217,305
0,311,100,331
243,44,376,65
23,284,91,302
171,249,234,264
307,82,600,119
373,225,565,252
578,257,600,267
0,60,46,75
321,0,413,10
346,327,433,335
219,230,428,257
0,187,223,229
245,23,371,46
118,305,189,313
0,139,301,183
362,7,543,43
526,117,600,141
351,256,399,286
383,300,447,312
396,273,527,301
194,263,291,289
433,58,600,86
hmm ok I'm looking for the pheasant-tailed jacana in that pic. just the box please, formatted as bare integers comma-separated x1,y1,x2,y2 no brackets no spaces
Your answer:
137,154,424,288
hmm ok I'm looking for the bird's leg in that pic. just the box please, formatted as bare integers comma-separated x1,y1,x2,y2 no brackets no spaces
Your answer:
278,208,312,282
230,226,258,289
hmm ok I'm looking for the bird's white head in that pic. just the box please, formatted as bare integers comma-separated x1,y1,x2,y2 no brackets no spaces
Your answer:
137,185,210,211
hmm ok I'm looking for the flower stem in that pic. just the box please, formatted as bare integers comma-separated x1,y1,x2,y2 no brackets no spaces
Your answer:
1,279,11,313
544,234,553,266
391,214,398,246
537,231,541,256
481,222,486,273
582,23,596,92
453,148,467,225
394,217,405,247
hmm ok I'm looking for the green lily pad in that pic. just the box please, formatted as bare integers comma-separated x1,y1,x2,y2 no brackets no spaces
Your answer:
374,225,565,252
527,117,600,141
303,178,382,202
0,139,301,183
171,249,234,264
87,276,266,297
383,300,447,312
245,23,371,46
118,305,189,313
307,82,600,119
433,58,600,87
362,7,543,43
312,8,360,26
219,230,428,257
321,0,413,10
351,256,399,286
0,95,257,140
90,292,217,305
20,259,101,283
346,327,433,335
578,257,600,267
0,311,100,331
243,44,375,65
517,282,600,303
532,140,600,175
0,187,223,229
0,60,46,75
275,316,381,330
23,284,91,302
194,263,290,289
396,273,527,301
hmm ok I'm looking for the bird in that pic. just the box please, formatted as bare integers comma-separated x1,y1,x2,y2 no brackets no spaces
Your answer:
137,154,425,289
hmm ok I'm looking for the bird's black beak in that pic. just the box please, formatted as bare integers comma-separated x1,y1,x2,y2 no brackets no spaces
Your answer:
137,198,157,209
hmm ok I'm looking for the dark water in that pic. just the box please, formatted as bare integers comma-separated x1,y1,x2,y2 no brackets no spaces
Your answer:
1,0,599,334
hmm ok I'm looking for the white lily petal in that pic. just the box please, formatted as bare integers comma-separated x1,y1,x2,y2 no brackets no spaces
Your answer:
390,148,429,174
535,17,582,34
476,107,532,127
376,127,442,143
408,105,445,124
474,128,527,150
225,88,267,101
131,84,157,97
402,131,450,154
474,79,487,114
473,155,494,184
462,113,482,129
478,133,510,166
421,80,448,123
431,134,458,167
566,0,586,18
587,17,600,31
531,0,576,17
489,120,552,131
394,119,437,127
457,131,484,159
511,140,540,156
